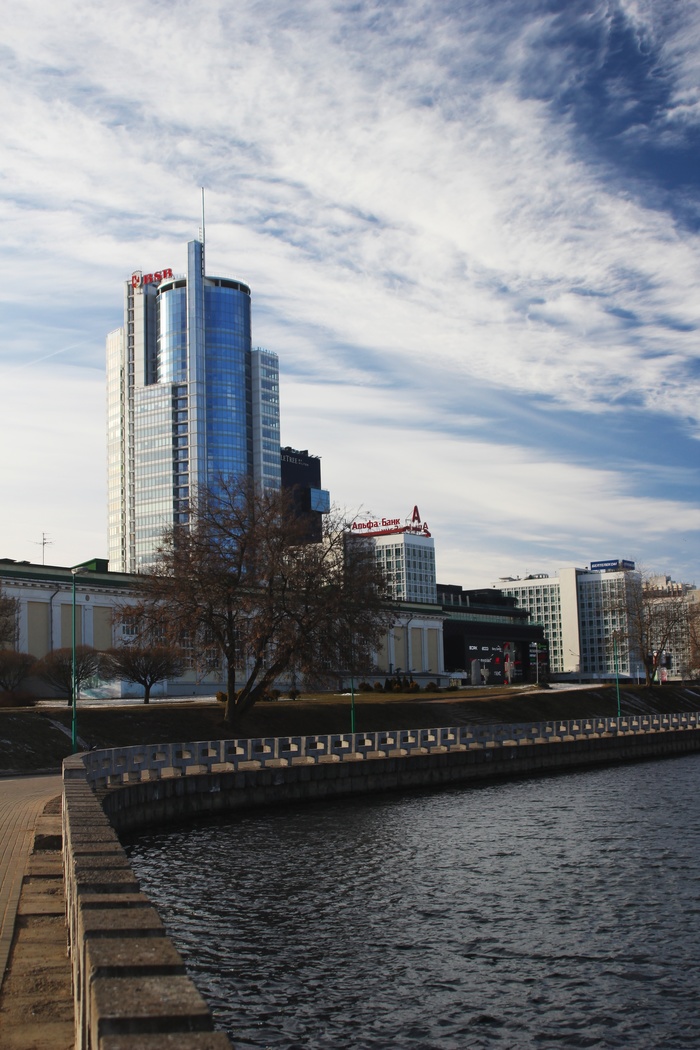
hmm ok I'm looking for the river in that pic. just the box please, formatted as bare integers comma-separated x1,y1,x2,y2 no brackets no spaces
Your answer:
124,754,700,1049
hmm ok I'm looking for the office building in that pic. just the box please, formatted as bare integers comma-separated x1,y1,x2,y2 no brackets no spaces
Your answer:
280,447,330,542
373,529,437,604
351,506,437,604
497,560,695,679
107,238,281,573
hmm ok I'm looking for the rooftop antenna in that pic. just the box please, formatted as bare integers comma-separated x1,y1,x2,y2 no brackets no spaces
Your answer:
33,532,53,565
199,186,206,277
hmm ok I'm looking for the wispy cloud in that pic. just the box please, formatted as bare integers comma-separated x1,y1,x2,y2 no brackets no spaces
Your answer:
1,0,699,584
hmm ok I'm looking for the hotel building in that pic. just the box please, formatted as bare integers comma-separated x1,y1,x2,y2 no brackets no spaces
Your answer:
107,237,281,573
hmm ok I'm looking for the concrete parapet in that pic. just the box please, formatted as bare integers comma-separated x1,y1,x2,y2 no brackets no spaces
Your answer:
63,763,234,1050
63,712,700,1048
100,1034,232,1049
89,975,213,1044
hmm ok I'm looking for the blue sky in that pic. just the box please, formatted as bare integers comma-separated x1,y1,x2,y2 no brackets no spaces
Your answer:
2,0,700,587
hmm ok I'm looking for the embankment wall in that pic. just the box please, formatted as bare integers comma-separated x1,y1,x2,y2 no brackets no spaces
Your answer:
62,713,700,1049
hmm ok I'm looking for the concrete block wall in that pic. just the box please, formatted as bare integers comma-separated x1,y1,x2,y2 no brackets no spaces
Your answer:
62,768,233,1050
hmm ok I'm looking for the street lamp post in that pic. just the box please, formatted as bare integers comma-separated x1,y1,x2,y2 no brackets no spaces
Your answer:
350,674,356,734
71,567,82,752
613,632,621,720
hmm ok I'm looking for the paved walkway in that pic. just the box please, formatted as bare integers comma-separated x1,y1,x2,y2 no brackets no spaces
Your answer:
0,774,63,989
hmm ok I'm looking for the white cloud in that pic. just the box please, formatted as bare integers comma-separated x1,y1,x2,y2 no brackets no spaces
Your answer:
0,0,699,584
1,363,106,566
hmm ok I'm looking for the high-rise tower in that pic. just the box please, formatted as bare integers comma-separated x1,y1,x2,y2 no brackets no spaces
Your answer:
107,238,281,573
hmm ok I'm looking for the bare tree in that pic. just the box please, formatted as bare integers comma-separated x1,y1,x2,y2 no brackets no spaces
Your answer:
0,651,36,693
615,572,692,686
139,478,390,727
35,646,101,704
0,587,19,649
101,646,185,703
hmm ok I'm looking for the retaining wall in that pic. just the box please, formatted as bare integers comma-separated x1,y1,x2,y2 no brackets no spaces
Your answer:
62,712,700,1048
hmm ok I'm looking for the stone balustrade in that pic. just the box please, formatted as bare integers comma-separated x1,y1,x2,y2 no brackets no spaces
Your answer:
76,712,699,788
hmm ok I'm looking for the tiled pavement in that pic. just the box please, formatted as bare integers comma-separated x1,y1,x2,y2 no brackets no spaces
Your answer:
0,773,73,1049
0,774,63,990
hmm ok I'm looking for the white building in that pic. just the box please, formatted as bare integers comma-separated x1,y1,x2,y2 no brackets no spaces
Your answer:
0,557,223,698
499,562,638,677
499,560,693,680
351,507,436,604
1,554,446,695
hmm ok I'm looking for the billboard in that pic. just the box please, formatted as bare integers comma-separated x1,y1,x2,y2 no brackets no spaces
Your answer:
590,559,635,572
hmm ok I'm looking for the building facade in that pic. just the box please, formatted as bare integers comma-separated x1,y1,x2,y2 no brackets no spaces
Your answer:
1,558,126,660
1,557,448,696
498,561,695,680
107,238,281,573
437,585,547,685
280,447,330,543
352,507,437,604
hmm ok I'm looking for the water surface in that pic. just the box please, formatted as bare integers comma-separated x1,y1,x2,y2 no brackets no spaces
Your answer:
125,756,700,1048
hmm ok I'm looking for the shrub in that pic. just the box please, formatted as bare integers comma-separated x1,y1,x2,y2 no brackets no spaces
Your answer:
270,689,282,700
215,690,227,704
0,651,37,692
424,681,438,692
288,689,300,700
373,681,384,692
358,681,372,692
0,690,36,708
407,681,420,693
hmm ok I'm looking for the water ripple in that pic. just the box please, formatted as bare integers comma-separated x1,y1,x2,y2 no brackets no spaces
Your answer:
125,755,700,1049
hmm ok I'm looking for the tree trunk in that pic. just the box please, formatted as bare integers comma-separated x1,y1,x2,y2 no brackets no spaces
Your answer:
223,659,238,725
144,684,151,704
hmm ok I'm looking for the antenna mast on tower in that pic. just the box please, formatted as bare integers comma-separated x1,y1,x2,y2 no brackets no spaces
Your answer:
199,187,206,276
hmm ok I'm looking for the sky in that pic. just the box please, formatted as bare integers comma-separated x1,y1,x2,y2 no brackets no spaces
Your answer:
2,0,700,588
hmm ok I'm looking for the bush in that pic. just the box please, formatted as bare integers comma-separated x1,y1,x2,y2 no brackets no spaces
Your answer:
373,681,384,692
270,689,282,700
288,689,300,700
215,690,227,704
0,651,37,692
424,681,438,692
0,690,36,708
357,681,372,692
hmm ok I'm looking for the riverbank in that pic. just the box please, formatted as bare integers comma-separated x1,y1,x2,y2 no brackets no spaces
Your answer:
3,683,699,775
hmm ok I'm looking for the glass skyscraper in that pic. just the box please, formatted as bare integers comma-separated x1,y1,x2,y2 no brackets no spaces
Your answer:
107,238,281,573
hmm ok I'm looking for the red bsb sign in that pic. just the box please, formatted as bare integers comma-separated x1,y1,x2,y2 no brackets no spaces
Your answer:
131,269,173,288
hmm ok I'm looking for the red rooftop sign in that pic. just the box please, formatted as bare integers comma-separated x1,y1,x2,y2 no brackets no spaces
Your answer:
351,505,431,538
131,269,173,288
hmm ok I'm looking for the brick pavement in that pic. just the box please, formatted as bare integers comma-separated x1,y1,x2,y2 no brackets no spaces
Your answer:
0,774,71,1048
0,775,62,987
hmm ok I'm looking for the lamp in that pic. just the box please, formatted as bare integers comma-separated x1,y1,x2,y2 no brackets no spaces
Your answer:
71,566,83,753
